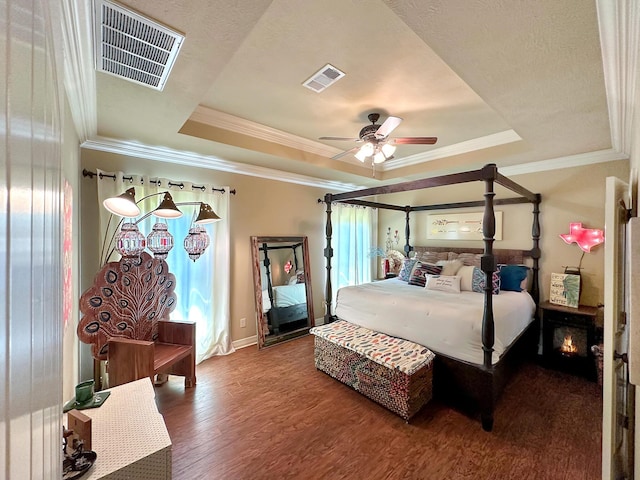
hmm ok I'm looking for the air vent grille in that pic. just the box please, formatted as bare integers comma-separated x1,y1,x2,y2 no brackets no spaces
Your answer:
94,0,185,91
303,64,345,93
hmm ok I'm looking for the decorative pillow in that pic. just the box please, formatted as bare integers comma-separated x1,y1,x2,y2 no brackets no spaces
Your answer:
296,270,305,284
408,262,442,287
438,259,464,276
498,264,530,292
288,276,298,285
398,258,418,282
457,265,476,291
425,275,461,293
471,267,500,294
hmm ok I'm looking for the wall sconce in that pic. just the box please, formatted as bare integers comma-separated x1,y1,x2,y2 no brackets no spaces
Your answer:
103,188,220,262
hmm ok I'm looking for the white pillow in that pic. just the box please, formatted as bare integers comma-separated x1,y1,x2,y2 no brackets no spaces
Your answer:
437,259,464,276
457,265,476,291
425,275,461,293
288,276,298,285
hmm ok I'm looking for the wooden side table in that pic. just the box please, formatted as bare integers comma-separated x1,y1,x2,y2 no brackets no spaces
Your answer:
539,301,600,381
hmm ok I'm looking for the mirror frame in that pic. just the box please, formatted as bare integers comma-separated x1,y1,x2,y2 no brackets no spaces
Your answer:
250,236,315,349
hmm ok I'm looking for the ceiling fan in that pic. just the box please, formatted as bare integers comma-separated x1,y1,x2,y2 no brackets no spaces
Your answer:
319,113,438,164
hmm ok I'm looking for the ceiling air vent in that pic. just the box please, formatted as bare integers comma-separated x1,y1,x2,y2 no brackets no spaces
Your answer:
93,0,185,91
302,64,345,93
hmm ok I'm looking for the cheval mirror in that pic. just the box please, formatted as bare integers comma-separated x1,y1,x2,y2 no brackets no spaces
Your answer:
250,236,314,348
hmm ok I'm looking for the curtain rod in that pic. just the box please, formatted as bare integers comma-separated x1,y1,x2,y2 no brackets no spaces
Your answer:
82,169,236,195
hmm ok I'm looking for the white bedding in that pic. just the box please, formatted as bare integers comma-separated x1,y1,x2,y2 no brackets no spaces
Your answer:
335,278,536,366
273,283,306,307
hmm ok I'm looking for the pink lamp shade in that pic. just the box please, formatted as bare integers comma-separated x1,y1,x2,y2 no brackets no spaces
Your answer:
115,222,146,258
559,222,605,253
146,222,174,259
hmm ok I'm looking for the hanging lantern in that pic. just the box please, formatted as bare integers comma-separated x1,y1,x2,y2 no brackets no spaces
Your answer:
184,226,209,262
194,225,210,249
115,222,146,259
146,222,174,259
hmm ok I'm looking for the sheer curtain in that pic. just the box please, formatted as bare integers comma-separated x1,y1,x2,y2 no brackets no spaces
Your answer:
330,203,378,314
96,170,234,363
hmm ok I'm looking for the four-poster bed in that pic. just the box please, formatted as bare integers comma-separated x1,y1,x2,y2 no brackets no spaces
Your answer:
320,163,541,431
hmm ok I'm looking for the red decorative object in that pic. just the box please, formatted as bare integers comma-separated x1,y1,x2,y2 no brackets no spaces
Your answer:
284,260,293,274
383,258,390,276
559,222,605,253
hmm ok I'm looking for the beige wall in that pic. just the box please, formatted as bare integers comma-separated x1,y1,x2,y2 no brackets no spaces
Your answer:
377,160,629,307
80,150,332,345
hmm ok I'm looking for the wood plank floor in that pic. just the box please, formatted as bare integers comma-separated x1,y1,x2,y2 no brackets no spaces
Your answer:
154,334,602,480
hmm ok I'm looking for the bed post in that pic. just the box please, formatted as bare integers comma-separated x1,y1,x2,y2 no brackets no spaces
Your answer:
403,207,412,257
324,194,334,324
262,243,274,305
530,195,542,304
480,165,497,431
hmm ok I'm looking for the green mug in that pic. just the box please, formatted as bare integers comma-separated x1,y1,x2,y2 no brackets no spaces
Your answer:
75,380,95,404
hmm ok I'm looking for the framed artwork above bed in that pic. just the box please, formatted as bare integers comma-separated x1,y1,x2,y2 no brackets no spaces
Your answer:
427,211,503,241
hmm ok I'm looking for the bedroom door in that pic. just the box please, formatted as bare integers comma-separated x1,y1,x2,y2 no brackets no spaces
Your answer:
602,176,633,479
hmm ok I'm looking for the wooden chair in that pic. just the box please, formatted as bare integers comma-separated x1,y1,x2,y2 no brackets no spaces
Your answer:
78,252,197,389
107,319,196,388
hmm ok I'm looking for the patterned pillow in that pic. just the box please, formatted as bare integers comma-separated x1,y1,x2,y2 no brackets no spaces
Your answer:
398,258,418,282
471,267,500,294
457,265,476,291
408,262,442,287
498,264,529,292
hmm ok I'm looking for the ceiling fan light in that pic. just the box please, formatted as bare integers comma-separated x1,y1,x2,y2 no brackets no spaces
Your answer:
354,149,368,162
381,143,396,157
373,151,386,164
360,142,374,157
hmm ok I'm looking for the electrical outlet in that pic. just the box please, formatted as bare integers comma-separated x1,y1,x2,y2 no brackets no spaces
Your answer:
240,318,246,328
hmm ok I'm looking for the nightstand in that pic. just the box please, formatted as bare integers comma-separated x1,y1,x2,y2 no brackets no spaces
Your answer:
539,301,600,381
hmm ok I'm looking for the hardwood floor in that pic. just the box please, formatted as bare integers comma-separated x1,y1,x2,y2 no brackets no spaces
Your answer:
154,334,602,480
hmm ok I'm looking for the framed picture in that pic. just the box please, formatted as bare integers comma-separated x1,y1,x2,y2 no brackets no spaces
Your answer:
550,273,580,308
426,211,503,241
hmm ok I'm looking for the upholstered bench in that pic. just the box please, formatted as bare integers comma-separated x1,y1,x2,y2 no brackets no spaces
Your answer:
310,321,435,420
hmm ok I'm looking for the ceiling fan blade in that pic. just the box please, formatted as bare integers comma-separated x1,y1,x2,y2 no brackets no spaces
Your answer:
392,137,438,145
375,116,403,138
319,136,359,141
331,146,359,160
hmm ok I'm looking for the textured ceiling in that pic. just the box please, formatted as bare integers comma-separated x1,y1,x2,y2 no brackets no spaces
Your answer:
90,0,612,187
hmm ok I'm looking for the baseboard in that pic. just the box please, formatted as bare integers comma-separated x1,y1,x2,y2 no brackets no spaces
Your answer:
232,335,257,350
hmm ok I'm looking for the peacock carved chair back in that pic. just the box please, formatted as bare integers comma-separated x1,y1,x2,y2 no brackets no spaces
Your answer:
77,252,177,361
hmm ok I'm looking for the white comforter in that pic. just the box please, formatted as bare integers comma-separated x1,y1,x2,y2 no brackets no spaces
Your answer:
335,278,536,366
273,283,306,307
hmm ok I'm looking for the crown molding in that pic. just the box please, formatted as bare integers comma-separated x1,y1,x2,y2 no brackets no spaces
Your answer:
60,0,97,142
81,136,364,192
596,0,640,155
381,130,522,171
190,105,344,159
499,148,628,177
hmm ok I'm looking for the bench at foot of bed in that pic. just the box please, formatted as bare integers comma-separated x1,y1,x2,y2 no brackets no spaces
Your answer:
310,321,435,421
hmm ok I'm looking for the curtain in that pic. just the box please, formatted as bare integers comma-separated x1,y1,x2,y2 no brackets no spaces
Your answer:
329,203,378,314
96,170,234,363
